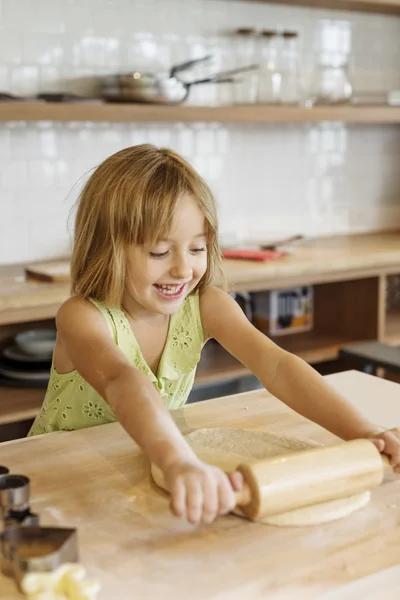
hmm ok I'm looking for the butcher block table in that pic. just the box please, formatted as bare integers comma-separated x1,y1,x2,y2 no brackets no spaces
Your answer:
1,370,399,600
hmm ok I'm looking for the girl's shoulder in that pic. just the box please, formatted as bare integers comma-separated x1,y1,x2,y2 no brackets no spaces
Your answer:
57,296,119,320
199,286,241,340
57,296,121,344
199,285,230,315
57,295,96,312
56,296,96,325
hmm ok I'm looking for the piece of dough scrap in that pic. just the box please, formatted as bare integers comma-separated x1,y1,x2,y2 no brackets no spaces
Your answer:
21,563,101,600
151,428,370,527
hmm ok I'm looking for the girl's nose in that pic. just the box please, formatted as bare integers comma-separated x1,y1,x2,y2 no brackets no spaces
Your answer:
170,254,192,280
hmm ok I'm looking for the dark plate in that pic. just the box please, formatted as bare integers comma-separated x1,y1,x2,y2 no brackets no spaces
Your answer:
0,372,49,388
2,343,52,365
0,356,50,383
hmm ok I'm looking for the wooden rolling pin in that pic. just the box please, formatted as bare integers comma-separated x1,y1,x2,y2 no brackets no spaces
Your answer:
233,439,387,520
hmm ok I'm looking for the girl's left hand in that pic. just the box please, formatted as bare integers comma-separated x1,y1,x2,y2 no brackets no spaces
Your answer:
369,428,400,473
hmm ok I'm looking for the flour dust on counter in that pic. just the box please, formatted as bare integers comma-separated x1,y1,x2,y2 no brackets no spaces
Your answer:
151,428,371,527
316,564,400,600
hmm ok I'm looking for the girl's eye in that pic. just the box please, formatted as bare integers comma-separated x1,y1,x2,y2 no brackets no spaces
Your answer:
150,251,169,258
191,247,206,254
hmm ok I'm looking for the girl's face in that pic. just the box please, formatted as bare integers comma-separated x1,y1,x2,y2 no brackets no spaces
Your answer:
124,194,209,317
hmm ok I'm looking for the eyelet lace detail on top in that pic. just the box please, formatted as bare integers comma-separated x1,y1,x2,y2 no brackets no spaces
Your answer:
83,401,105,419
113,294,204,407
171,326,192,351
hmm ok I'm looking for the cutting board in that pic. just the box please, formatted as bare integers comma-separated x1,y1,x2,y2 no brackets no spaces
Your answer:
222,249,286,262
25,260,71,282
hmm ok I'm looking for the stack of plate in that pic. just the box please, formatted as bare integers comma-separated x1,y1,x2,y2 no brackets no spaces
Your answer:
0,329,56,388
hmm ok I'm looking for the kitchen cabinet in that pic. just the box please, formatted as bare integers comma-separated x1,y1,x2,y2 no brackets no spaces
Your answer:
1,231,399,429
386,309,400,344
385,273,400,344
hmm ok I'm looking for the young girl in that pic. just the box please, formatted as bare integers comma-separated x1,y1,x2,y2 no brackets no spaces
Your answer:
29,144,400,525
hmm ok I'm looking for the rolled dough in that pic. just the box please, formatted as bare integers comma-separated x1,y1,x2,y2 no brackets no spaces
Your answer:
151,428,371,527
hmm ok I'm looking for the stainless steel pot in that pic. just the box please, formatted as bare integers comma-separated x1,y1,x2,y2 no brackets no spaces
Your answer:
101,56,259,104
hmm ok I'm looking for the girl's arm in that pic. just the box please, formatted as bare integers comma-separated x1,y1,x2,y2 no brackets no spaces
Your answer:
56,298,240,522
200,287,400,471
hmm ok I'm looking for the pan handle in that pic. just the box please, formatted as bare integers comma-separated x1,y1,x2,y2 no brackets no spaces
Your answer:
186,64,260,86
188,77,236,86
211,63,260,80
169,55,213,78
172,77,235,105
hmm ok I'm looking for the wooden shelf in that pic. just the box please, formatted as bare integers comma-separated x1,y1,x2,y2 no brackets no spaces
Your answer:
245,0,400,14
384,309,400,345
0,333,357,426
195,332,361,389
0,387,44,426
0,344,249,425
1,102,400,124
0,265,393,428
195,342,250,385
275,332,363,364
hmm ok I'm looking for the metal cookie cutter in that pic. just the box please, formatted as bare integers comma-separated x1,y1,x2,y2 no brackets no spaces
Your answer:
0,465,78,589
1,525,79,587
0,465,9,478
0,468,39,528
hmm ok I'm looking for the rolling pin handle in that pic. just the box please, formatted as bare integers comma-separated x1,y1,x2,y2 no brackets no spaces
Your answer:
234,483,252,507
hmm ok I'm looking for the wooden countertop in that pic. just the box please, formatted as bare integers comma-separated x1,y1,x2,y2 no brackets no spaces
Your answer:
224,230,400,292
1,370,399,600
0,266,69,325
1,231,399,325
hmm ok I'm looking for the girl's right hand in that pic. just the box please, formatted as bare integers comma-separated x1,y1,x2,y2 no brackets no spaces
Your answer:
163,459,243,525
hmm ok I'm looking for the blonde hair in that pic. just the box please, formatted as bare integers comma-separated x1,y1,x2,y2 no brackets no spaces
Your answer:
71,144,223,306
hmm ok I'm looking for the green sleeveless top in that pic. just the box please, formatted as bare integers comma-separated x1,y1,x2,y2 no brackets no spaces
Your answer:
28,293,204,436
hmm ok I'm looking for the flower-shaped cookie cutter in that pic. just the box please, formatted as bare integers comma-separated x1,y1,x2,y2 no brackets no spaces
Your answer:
0,464,79,591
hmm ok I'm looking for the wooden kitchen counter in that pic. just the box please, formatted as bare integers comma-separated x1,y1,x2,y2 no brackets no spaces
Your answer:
1,370,399,600
224,230,400,292
1,231,399,324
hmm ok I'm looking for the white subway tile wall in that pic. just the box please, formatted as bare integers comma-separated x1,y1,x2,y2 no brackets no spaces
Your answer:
0,0,400,263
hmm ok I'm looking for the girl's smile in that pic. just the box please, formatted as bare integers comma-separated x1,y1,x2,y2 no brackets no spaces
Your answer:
153,282,188,300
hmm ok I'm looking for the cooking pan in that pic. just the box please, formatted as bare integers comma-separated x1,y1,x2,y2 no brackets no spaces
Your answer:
101,55,259,104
